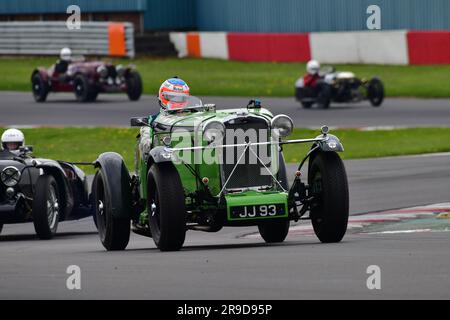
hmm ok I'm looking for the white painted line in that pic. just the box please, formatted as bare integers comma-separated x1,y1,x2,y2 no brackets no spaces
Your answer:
240,202,450,239
365,229,433,235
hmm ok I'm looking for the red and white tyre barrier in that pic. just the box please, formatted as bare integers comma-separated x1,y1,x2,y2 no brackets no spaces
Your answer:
170,30,450,65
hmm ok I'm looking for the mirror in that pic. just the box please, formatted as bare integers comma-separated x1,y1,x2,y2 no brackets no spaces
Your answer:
130,117,149,127
204,103,216,112
20,145,33,153
247,99,262,109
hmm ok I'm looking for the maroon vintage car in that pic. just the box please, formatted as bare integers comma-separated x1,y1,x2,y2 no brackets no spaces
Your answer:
31,59,143,102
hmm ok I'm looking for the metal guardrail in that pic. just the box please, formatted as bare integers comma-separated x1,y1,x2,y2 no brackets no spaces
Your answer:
0,21,135,58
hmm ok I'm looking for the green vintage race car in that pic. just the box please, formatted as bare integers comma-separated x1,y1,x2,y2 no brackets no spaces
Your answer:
92,96,349,251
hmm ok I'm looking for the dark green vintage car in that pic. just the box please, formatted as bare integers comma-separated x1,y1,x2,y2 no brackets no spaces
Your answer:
92,96,349,251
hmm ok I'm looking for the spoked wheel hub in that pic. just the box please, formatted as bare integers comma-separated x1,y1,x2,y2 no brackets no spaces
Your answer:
33,82,41,92
150,202,157,217
47,185,59,230
75,83,84,94
98,200,104,216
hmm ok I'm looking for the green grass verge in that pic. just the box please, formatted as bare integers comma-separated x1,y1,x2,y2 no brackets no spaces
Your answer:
283,127,450,163
2,56,450,97
9,127,450,174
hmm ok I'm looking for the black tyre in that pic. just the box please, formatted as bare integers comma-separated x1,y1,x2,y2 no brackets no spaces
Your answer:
126,70,143,101
367,78,384,107
31,72,49,102
90,177,98,229
0,223,3,235
74,74,95,102
147,162,186,251
317,83,331,109
93,170,130,251
258,152,290,243
258,219,290,243
301,101,313,109
32,175,60,239
88,90,99,102
308,152,349,243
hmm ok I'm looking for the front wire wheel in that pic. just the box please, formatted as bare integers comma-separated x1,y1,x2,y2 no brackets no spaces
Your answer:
74,74,97,102
126,70,143,101
147,163,186,251
32,73,49,102
93,170,130,251
308,152,349,243
32,175,60,239
367,78,384,107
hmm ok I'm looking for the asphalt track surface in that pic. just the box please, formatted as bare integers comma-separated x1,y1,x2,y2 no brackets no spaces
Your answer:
1,154,449,299
1,92,450,128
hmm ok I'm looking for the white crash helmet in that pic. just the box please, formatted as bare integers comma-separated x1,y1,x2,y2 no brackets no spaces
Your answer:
60,47,72,61
306,60,320,75
1,128,25,153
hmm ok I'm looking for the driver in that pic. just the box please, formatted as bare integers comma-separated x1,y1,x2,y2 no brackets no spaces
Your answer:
139,78,190,158
302,60,321,88
54,47,72,74
158,77,190,111
1,128,25,156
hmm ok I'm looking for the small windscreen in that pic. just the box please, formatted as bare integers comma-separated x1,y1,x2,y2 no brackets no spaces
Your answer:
165,95,203,111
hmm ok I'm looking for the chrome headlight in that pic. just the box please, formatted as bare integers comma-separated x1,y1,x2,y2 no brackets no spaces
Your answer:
203,121,225,142
1,166,21,187
116,64,125,77
96,65,108,78
161,135,171,146
271,115,294,137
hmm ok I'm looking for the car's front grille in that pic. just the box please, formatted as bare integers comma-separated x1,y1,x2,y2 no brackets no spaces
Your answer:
221,117,272,190
106,65,117,78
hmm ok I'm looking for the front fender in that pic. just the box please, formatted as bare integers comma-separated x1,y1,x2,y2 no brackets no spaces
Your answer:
149,146,174,164
307,135,344,177
314,134,344,152
94,152,132,219
36,161,74,220
31,68,50,82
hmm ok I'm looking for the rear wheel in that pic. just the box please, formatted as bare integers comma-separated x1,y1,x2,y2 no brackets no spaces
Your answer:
258,152,290,243
32,175,60,239
74,74,95,102
308,152,349,243
93,170,130,250
147,163,186,251
126,70,143,101
367,78,384,107
31,73,49,102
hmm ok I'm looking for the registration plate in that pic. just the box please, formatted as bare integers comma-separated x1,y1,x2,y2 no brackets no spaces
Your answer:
229,204,286,219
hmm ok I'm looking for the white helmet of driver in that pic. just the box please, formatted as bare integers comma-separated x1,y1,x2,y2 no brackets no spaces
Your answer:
306,60,320,75
60,47,72,61
1,128,25,154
